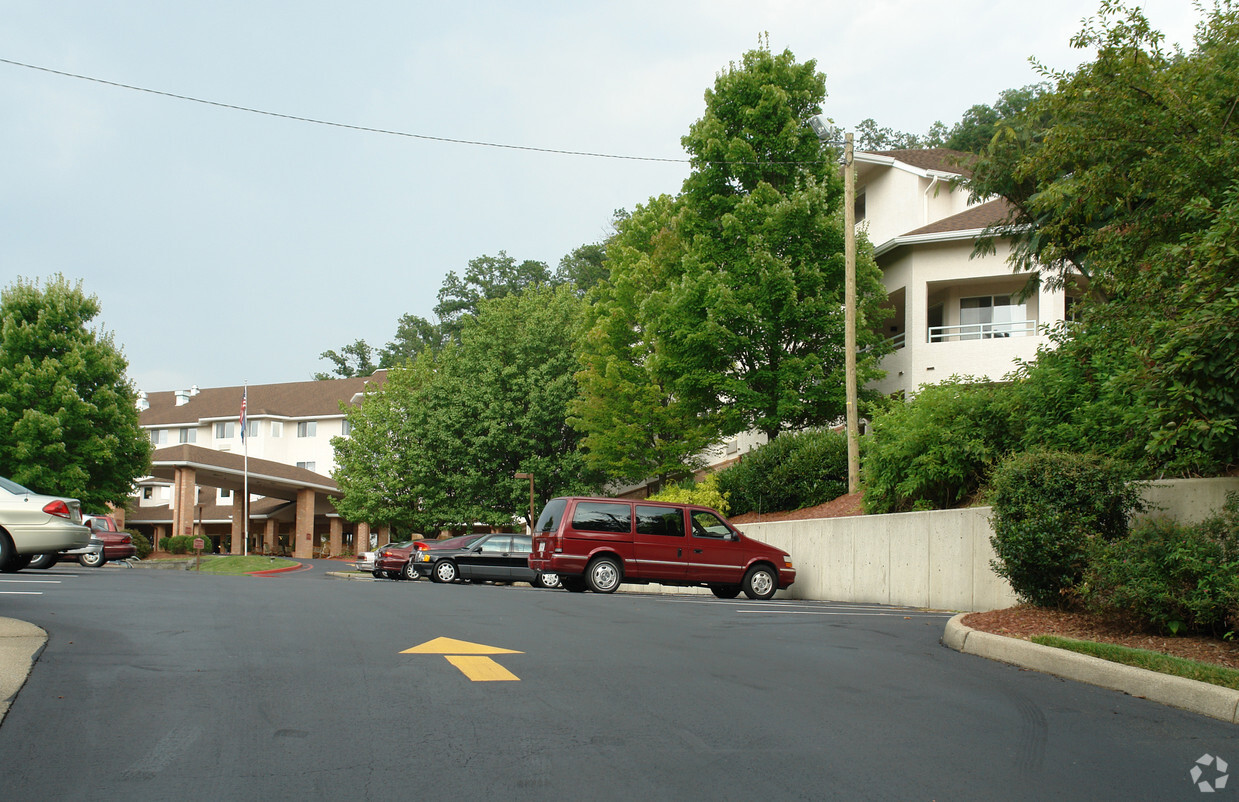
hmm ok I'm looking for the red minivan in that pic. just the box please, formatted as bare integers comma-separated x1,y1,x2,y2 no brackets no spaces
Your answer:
528,497,795,599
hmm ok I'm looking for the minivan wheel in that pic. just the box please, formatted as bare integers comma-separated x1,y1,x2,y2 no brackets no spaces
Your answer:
742,565,777,600
710,584,741,599
585,556,622,594
537,572,561,589
432,560,458,584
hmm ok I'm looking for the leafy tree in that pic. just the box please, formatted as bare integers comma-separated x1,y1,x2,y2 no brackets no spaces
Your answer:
314,338,379,380
379,313,444,368
334,285,599,532
434,251,554,338
555,241,610,295
570,195,718,484
663,43,889,441
0,275,151,508
964,1,1239,475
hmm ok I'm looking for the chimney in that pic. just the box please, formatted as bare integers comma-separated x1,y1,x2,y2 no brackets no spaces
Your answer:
189,385,200,396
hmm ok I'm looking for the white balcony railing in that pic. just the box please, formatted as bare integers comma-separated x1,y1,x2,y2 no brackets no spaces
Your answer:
928,320,1036,343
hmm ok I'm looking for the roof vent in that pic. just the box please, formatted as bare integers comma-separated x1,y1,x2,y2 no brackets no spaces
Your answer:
189,385,200,396
174,389,190,406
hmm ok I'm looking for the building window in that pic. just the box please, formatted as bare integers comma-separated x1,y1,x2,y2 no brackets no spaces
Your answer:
296,461,317,472
297,421,317,438
215,421,235,439
150,429,168,445
142,487,154,500
271,421,283,438
854,192,866,224
342,419,352,437
247,420,259,439
179,427,196,444
959,295,1028,339
219,488,232,500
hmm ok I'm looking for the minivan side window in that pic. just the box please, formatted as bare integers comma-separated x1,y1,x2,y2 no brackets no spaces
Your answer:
636,505,685,537
534,498,567,533
571,501,631,533
690,511,732,539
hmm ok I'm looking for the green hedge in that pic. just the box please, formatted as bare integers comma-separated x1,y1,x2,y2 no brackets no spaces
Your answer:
862,380,1015,514
988,449,1143,608
715,429,848,516
1082,493,1239,635
647,473,730,515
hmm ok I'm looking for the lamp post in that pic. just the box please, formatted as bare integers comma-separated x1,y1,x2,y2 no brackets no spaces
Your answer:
809,118,860,495
514,473,534,534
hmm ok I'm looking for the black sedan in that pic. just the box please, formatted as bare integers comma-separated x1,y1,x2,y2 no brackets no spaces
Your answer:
412,532,559,588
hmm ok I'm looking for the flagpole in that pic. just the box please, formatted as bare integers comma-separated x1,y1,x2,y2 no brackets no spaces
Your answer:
242,382,249,557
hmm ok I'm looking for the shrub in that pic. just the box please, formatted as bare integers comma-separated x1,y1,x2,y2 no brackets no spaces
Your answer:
861,379,1015,514
988,449,1144,608
164,535,208,555
1081,493,1239,635
714,429,848,516
126,529,152,559
648,473,730,515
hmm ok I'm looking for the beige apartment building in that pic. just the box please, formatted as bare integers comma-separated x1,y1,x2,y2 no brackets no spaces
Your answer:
128,371,388,558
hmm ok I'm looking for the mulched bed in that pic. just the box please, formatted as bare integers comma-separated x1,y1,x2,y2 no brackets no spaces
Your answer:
963,606,1239,670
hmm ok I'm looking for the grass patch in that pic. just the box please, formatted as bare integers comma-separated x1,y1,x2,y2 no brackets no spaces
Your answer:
191,556,299,575
1031,635,1239,691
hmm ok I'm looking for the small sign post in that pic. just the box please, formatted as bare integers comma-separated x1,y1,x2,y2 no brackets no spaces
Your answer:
193,536,205,571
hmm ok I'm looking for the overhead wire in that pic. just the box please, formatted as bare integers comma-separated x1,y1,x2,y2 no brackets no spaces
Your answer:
0,56,834,166
0,56,697,163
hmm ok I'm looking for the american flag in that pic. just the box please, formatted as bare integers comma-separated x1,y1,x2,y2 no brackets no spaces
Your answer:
239,388,247,442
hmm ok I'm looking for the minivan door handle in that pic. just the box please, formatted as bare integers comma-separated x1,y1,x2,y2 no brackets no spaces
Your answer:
693,548,703,554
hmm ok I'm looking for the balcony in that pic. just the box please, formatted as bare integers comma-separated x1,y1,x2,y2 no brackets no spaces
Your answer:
928,319,1036,343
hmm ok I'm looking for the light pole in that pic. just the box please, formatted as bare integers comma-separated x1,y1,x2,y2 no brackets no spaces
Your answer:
514,473,534,534
809,118,860,494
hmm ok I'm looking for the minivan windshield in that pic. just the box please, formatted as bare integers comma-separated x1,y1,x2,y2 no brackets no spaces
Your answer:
533,498,567,533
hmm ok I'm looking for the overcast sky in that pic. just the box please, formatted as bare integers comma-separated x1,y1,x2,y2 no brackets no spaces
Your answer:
1,1,1202,393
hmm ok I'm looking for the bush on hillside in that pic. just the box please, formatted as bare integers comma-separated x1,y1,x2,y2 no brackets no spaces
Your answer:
715,429,848,517
127,529,152,559
648,473,730,515
862,379,1016,514
1081,493,1239,635
988,449,1144,608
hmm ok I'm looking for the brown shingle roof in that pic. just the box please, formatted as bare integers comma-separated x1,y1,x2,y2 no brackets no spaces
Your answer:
902,198,1012,236
140,371,387,426
868,148,976,177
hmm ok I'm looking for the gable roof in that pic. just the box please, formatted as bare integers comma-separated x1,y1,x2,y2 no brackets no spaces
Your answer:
864,148,976,177
140,371,387,427
874,198,1013,257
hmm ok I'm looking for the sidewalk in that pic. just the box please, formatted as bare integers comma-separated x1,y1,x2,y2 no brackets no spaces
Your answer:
0,617,46,724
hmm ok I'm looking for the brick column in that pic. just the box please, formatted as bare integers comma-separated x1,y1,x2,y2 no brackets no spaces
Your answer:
328,517,343,558
377,526,391,549
171,467,196,539
230,494,245,554
264,519,277,554
153,524,167,552
294,488,316,559
354,522,370,555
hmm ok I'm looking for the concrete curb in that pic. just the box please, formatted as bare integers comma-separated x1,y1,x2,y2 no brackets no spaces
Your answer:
0,617,48,725
944,613,1239,724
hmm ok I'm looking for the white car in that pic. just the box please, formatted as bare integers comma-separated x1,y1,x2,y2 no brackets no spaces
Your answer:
0,475,90,572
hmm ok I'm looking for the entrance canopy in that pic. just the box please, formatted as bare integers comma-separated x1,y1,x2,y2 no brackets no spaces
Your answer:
147,444,340,501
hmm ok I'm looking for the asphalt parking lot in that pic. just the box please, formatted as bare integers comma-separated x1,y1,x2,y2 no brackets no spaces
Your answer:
1,563,1235,800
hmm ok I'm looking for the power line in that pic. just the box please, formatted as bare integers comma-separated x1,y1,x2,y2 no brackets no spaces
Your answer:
0,56,693,164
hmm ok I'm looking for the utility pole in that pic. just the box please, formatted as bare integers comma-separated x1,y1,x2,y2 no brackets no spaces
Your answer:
843,132,860,495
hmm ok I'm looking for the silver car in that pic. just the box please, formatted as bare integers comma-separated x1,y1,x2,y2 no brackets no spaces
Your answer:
0,475,90,572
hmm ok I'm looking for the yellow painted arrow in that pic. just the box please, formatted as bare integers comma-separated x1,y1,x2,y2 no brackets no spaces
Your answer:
401,637,523,681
